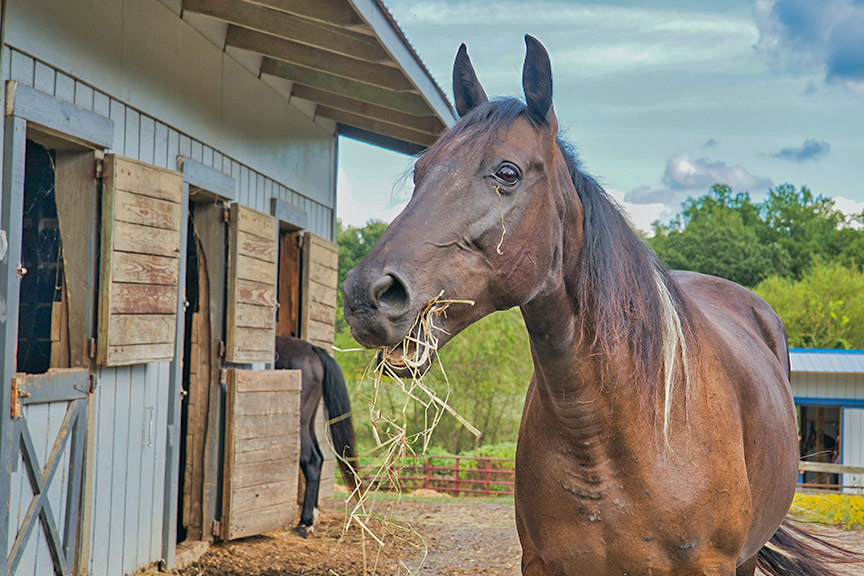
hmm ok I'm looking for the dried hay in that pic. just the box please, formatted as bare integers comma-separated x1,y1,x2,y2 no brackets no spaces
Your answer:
329,291,481,575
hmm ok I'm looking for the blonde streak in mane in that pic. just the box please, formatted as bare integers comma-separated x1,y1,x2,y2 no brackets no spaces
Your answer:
653,268,689,447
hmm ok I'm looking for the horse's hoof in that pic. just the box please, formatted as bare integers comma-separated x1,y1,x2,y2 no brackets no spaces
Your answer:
293,524,308,539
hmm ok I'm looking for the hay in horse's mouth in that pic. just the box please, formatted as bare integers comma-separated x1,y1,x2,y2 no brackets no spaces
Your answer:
378,291,467,376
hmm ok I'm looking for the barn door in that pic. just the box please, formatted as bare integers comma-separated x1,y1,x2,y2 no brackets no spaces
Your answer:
300,233,338,351
5,370,88,576
97,155,183,366
221,369,301,540
226,205,278,364
842,407,864,491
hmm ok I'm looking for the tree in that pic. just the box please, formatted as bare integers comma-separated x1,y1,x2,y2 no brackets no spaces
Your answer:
649,183,862,287
756,260,864,349
649,185,791,286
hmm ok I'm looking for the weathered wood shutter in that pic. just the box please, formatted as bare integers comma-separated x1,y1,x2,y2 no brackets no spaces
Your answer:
97,155,183,366
300,233,338,351
226,204,278,363
222,369,301,540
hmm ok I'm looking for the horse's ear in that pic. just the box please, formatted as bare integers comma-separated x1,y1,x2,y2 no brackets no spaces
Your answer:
453,43,488,117
522,35,557,131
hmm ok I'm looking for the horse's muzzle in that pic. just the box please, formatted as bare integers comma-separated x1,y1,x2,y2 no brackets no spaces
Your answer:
343,268,415,348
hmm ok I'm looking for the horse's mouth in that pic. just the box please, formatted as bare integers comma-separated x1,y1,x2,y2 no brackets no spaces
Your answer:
376,333,436,380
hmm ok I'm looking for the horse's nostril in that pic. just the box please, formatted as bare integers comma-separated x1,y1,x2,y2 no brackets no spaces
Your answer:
369,274,410,315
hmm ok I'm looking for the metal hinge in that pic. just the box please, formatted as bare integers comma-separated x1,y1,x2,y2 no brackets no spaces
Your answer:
88,338,97,359
222,205,231,223
212,520,221,538
219,369,227,385
95,158,103,179
218,341,226,358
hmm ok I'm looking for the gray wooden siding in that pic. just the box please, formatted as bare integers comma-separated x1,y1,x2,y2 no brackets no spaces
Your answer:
791,372,864,401
5,0,338,215
2,47,335,241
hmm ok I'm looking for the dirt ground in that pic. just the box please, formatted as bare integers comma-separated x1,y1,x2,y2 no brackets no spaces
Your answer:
173,494,864,576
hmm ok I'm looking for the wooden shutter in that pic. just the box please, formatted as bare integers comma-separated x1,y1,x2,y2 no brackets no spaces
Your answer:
97,155,183,366
226,204,278,363
222,369,301,540
300,233,338,351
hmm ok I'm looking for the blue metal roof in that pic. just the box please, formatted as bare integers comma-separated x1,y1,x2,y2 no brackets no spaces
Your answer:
790,349,864,373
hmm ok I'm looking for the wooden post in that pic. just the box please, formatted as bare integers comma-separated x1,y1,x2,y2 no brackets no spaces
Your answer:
484,459,491,496
454,458,460,497
423,456,430,490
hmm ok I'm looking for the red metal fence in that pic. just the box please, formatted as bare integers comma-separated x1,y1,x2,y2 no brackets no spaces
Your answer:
353,458,863,497
358,455,515,496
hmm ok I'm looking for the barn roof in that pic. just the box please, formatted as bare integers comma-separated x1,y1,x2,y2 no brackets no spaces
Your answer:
790,348,864,374
181,0,456,154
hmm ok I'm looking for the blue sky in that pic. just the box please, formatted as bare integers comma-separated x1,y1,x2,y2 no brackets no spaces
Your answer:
337,0,864,232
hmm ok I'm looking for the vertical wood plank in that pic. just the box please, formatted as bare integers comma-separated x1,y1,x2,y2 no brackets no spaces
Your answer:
139,116,155,165
124,109,140,161
109,99,126,155
106,367,131,576
154,122,169,170
122,365,146,574
54,71,75,102
33,62,55,95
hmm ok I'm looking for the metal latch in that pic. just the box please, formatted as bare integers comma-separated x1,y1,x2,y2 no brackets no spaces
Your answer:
10,377,27,418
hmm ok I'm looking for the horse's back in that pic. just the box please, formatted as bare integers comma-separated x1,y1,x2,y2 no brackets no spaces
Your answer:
672,270,798,563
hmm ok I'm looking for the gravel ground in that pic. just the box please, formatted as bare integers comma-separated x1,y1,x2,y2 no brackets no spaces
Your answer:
172,494,864,576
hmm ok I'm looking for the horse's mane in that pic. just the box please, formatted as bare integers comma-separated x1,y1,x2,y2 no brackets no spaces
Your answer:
426,98,691,437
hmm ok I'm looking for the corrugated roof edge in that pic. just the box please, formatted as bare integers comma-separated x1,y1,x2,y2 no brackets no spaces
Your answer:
790,348,864,355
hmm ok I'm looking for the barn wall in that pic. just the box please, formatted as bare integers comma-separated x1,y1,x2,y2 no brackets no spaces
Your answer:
791,372,864,401
2,2,339,572
4,0,338,221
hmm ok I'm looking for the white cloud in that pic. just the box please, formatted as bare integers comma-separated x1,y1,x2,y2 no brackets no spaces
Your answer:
662,153,773,191
834,196,864,227
606,188,667,235
337,168,409,227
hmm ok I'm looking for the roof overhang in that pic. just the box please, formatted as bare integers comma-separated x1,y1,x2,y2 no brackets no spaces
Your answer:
181,0,455,152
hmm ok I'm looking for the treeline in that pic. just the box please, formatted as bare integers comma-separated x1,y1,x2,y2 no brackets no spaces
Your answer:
648,183,864,349
335,184,864,452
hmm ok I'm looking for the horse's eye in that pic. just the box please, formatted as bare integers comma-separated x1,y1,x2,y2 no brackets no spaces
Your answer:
494,163,521,186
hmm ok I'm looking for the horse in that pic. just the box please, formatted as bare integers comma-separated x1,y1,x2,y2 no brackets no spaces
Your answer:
342,36,858,575
274,336,357,538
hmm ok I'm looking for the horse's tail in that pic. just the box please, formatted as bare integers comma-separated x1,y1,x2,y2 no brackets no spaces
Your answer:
311,346,359,492
756,518,859,576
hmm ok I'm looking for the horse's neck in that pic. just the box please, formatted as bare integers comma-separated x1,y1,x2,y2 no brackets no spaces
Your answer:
520,280,643,445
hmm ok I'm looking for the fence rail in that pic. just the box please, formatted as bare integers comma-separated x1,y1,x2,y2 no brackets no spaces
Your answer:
358,455,515,496
354,459,864,496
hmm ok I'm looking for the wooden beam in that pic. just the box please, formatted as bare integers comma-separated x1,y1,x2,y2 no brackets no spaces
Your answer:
227,26,412,92
241,0,364,28
291,84,444,135
316,106,437,146
182,0,388,63
338,124,426,155
261,58,431,116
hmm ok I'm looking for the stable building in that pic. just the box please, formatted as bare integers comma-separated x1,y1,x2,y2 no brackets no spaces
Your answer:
791,348,864,489
0,2,454,575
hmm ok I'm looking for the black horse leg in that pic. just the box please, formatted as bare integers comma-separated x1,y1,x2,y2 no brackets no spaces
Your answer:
295,423,324,538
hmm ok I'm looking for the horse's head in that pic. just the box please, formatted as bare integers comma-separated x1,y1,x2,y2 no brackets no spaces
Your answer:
343,36,579,356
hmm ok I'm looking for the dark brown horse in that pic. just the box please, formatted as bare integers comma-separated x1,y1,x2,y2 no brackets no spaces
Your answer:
275,336,357,538
343,36,857,575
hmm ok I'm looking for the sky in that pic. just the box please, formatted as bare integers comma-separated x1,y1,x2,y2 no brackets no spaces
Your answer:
337,0,864,233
